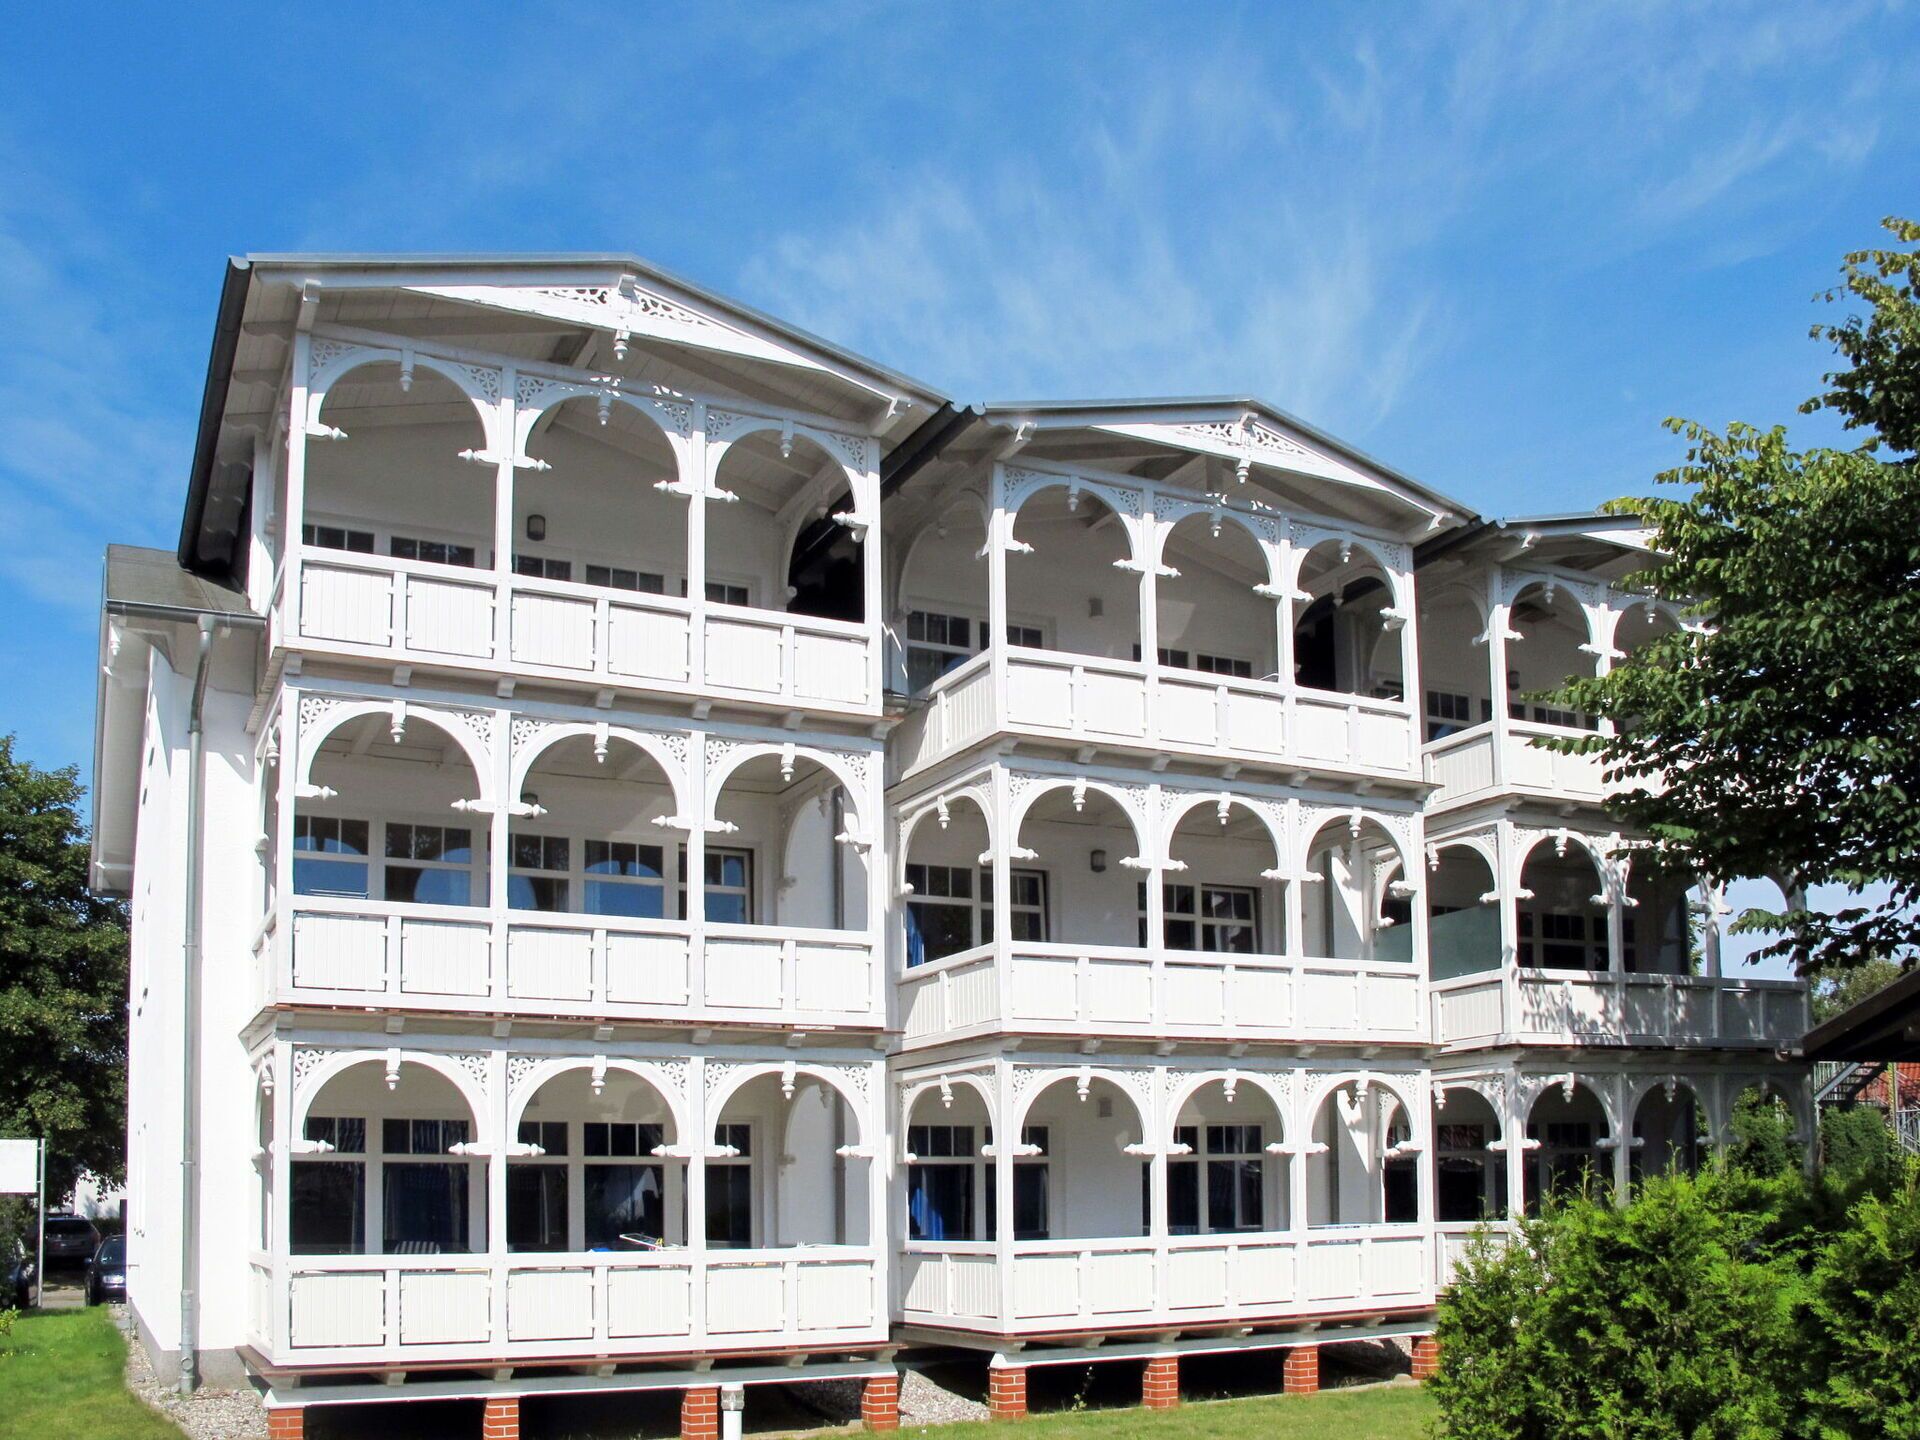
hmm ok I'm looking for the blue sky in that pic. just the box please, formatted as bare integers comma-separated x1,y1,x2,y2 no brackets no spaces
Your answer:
1,3,1914,967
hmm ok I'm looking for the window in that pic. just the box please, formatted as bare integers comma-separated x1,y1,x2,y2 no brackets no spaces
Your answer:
681,848,752,924
292,816,370,898
1194,652,1254,679
384,823,477,906
301,523,375,553
380,1117,474,1254
982,870,1047,943
582,1121,667,1250
907,1125,977,1241
514,554,573,582
584,840,669,918
705,580,750,607
984,1127,1049,1241
1518,910,1607,970
706,1123,753,1248
1426,689,1474,741
906,610,977,692
905,862,978,965
1142,883,1257,952
382,1118,470,1155
509,834,570,912
1004,623,1045,649
507,1164,567,1252
1160,1124,1266,1235
290,1161,364,1255
303,1116,366,1153
586,565,665,593
390,536,478,568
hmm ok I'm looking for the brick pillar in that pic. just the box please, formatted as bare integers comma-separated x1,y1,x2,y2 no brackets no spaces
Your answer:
1283,1344,1320,1395
861,1374,901,1431
266,1408,305,1440
1142,1355,1180,1410
683,1386,721,1440
987,1362,1027,1420
482,1395,520,1440
1412,1334,1441,1381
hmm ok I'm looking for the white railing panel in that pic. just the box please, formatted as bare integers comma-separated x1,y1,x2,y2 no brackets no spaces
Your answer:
1434,978,1505,1044
1080,670,1148,739
1084,1249,1155,1315
607,605,691,683
793,631,868,705
1365,970,1422,1031
1229,965,1294,1027
506,1267,594,1343
705,938,782,1008
1009,956,1080,1022
1085,958,1153,1025
606,1264,692,1339
399,917,491,996
1164,963,1230,1029
288,1271,385,1349
1293,699,1350,762
1298,967,1364,1032
704,618,783,694
1424,730,1494,800
1236,1243,1297,1306
1005,658,1074,729
605,932,691,1005
1012,1252,1080,1320
1301,1237,1363,1302
1157,682,1220,748
795,1261,874,1330
398,1269,490,1345
793,943,871,1013
1165,1246,1228,1310
300,564,392,646
705,1263,784,1334
507,927,593,1003
291,911,385,991
1369,1235,1429,1297
510,591,595,671
403,574,494,658
1355,707,1411,769
1223,690,1287,757
947,960,1000,1028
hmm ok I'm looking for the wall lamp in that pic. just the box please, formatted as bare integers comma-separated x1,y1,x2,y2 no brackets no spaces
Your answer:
526,514,547,542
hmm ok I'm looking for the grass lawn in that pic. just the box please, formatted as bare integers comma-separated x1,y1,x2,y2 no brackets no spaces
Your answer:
0,1306,183,1440
904,1384,1434,1440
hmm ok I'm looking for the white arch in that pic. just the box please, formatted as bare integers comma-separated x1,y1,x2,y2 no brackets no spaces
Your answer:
898,491,990,590
1429,835,1500,883
1515,830,1612,882
1150,507,1282,593
1522,1075,1620,1138
291,1050,487,1135
506,1056,689,1140
511,385,688,479
708,421,866,492
1508,577,1603,658
1160,793,1287,875
1006,778,1148,855
1002,476,1144,570
898,1073,998,1160
1163,1071,1291,1146
1431,1078,1506,1137
706,1063,873,1146
705,743,873,834
1301,812,1417,881
307,349,499,455
1626,1075,1705,1124
895,788,997,892
509,724,692,817
1303,1071,1426,1148
296,700,491,801
1009,1069,1152,1138
1287,533,1409,617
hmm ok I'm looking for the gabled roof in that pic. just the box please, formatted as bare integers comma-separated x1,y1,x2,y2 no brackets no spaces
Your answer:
105,543,251,619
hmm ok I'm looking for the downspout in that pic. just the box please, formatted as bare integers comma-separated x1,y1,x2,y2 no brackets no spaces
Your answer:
178,613,216,1394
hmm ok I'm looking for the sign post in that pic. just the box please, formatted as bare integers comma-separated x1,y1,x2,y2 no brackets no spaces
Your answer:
0,1138,44,1307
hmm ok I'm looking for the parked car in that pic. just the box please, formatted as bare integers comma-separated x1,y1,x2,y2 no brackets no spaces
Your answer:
42,1215,101,1271
3,1242,35,1308
85,1235,126,1305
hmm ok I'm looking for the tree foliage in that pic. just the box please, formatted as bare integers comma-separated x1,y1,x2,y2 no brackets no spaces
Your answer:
0,736,129,1200
1548,219,1920,978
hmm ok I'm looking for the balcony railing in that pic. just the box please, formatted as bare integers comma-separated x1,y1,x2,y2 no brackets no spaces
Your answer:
1435,1222,1513,1288
269,894,879,1026
1422,720,1611,810
900,1226,1432,1333
1430,970,1808,1050
251,1247,882,1366
284,550,875,712
893,647,1416,782
898,942,1423,1047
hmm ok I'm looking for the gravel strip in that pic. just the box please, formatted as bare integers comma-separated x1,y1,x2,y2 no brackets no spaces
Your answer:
121,1309,267,1440
898,1366,989,1425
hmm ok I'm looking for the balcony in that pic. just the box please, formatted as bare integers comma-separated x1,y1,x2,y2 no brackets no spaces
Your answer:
900,1226,1431,1334
1422,720,1606,809
893,648,1416,782
1430,970,1809,1051
898,942,1422,1047
285,553,875,713
265,898,878,1026
252,1248,883,1365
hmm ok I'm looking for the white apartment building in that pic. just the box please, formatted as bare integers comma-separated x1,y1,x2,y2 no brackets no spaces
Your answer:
91,255,1812,1436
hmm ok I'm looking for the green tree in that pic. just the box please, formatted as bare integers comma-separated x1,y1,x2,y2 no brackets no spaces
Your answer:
0,737,129,1201
1820,1106,1900,1192
1548,219,1920,978
1812,953,1903,1023
1728,1090,1799,1179
1798,1178,1920,1439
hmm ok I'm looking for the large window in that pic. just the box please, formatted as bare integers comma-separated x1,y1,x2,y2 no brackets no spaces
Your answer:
682,849,753,924
391,535,478,568
907,1124,978,1241
906,865,1049,964
508,834,570,912
584,841,669,918
905,611,1046,693
381,1118,472,1253
384,823,477,905
985,1127,1050,1241
705,1123,754,1247
1139,883,1258,952
289,1115,366,1255
1518,909,1607,970
1158,1124,1265,1235
583,1122,666,1249
508,1120,568,1253
292,816,370,899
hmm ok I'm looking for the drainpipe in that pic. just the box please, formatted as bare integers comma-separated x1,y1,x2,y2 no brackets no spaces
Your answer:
177,613,217,1394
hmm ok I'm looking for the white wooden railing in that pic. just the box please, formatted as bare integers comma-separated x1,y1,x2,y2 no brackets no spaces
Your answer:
254,1247,882,1365
289,551,875,711
1422,721,1626,810
274,895,879,1025
893,647,1415,781
900,1225,1432,1332
1434,1222,1514,1287
1430,970,1808,1049
900,943,1423,1045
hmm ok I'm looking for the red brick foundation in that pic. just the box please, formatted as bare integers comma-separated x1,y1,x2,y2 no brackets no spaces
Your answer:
1412,1334,1441,1381
1283,1344,1320,1395
682,1385,721,1440
481,1395,520,1440
265,1408,305,1440
988,1362,1027,1420
861,1374,900,1431
1142,1355,1180,1409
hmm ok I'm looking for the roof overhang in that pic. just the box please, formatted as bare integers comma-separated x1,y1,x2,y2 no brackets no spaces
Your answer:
1415,510,1659,573
1804,967,1920,1063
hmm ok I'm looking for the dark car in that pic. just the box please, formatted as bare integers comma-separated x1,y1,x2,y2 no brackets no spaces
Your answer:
85,1235,126,1305
3,1243,35,1308
42,1215,101,1270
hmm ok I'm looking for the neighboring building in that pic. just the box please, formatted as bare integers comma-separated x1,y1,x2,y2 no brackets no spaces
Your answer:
92,256,1812,1436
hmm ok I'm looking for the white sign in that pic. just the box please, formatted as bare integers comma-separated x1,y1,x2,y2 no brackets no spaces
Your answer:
0,1138,38,1195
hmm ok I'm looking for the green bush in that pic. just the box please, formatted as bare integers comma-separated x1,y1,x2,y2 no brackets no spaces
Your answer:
1728,1092,1800,1178
1798,1176,1920,1439
1821,1107,1900,1189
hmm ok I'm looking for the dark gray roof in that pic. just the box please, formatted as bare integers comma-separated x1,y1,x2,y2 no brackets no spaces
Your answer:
1804,966,1920,1063
105,543,252,618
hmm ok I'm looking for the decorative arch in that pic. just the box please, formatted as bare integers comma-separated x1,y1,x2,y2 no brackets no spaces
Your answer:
1009,1068,1152,1138
1159,792,1288,875
509,382,690,478
897,1073,998,1160
1300,809,1418,881
509,723,691,815
706,417,872,492
1520,1073,1622,1139
291,1049,488,1134
1006,777,1149,854
1303,1071,1426,1148
704,742,873,832
895,787,997,892
1432,1077,1507,1137
1149,505,1283,592
1430,833,1500,880
1163,1070,1291,1146
307,348,501,454
1514,828,1613,882
1285,532,1410,616
1000,471,1146,569
296,699,492,800
506,1056,689,1139
706,1062,873,1146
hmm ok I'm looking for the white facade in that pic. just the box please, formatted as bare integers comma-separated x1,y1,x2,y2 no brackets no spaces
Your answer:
93,256,1810,1404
